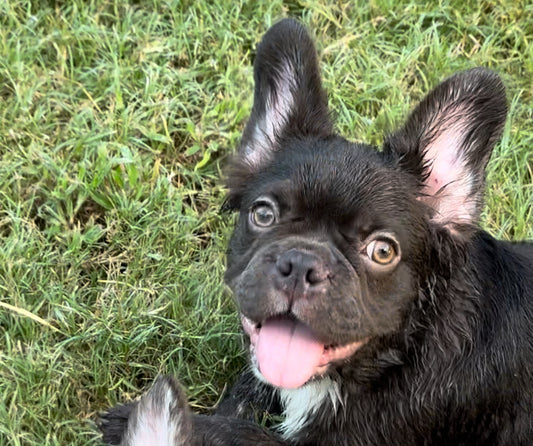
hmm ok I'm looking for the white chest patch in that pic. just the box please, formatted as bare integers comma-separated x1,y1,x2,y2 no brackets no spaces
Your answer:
277,377,341,440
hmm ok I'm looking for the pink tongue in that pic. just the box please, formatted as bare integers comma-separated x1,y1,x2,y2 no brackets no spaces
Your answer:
256,317,324,389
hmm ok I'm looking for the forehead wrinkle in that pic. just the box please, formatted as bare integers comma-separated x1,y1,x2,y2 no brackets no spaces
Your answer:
294,155,399,219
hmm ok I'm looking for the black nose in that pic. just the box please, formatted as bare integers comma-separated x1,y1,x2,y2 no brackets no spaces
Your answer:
275,249,329,289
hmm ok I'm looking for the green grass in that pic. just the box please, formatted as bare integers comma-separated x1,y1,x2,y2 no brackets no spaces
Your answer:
0,0,531,444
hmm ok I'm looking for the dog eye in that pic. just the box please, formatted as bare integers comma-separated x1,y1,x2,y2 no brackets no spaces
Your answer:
249,201,277,228
366,239,397,265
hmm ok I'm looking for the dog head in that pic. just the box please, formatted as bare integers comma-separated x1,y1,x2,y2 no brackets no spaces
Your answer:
224,19,506,389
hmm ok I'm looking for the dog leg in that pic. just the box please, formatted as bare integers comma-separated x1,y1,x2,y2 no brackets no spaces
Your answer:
193,414,287,445
100,375,287,445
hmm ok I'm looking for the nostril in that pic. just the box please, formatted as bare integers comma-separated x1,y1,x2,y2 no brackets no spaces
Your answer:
276,257,293,277
306,266,328,285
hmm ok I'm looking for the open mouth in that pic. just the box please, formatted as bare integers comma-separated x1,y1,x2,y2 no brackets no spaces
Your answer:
241,315,367,389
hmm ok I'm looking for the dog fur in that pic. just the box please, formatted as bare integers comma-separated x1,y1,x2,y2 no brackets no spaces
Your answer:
100,19,533,445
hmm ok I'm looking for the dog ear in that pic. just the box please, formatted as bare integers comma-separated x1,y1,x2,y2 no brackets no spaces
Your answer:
121,376,192,446
238,19,332,169
384,68,507,229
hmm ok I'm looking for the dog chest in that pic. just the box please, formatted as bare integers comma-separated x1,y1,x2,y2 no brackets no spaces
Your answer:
277,377,341,439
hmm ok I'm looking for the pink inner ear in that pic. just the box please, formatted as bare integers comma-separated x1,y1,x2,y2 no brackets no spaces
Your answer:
420,125,477,226
424,133,463,197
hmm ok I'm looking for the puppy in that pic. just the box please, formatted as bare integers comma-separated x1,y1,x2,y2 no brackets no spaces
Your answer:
100,19,533,445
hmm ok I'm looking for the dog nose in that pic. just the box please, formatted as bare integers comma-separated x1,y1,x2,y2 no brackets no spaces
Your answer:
275,249,329,288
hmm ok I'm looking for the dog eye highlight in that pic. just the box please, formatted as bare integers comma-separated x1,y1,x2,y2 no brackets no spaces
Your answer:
366,239,397,265
249,200,277,229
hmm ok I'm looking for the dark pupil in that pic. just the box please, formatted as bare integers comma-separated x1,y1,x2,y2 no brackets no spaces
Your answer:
376,242,391,260
255,207,273,225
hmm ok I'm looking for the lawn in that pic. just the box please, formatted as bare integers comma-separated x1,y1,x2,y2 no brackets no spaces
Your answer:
0,0,531,444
